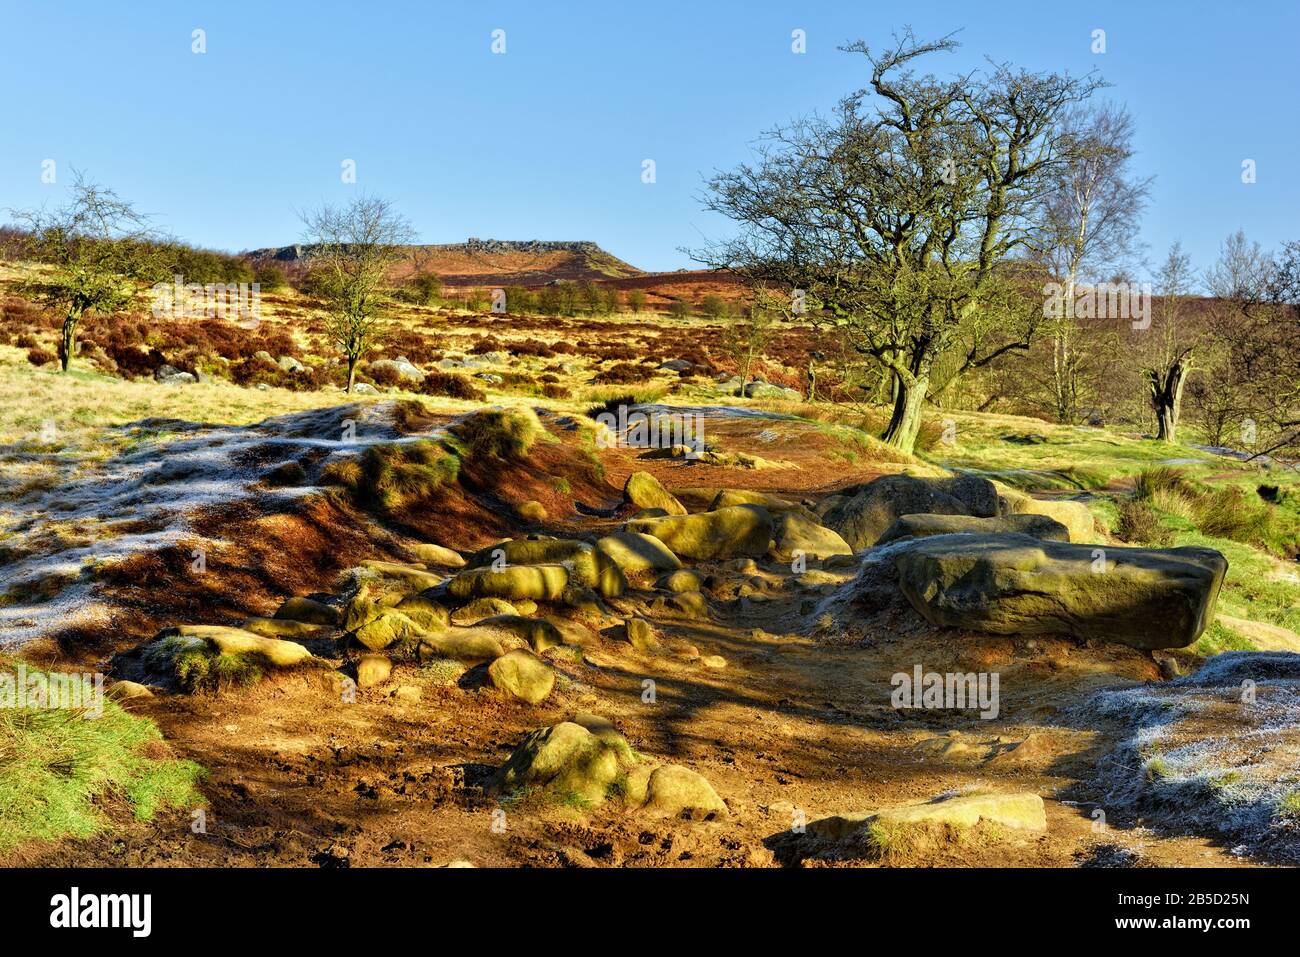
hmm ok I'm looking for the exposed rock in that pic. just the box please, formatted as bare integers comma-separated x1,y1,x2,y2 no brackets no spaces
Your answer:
409,542,467,568
700,655,727,670
620,617,659,653
709,489,817,521
392,685,423,703
474,615,565,652
356,653,392,688
395,593,450,631
657,569,703,593
277,355,305,373
489,721,634,805
809,792,1047,840
450,596,520,624
360,559,443,592
628,764,728,819
892,534,1227,649
416,629,505,663
770,512,853,561
466,538,625,597
516,500,548,521
239,617,329,640
274,596,340,626
447,564,570,602
107,680,154,701
157,624,313,667
996,484,1099,544
623,471,687,516
626,505,773,561
352,382,379,395
876,512,1071,546
822,474,998,550
351,609,425,651
488,649,554,704
595,532,682,573
370,357,425,382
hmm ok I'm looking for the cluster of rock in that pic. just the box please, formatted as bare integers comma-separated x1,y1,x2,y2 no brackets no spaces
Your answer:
817,472,1227,650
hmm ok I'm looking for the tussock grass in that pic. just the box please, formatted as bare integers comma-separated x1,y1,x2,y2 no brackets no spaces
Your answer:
452,407,544,460
0,657,204,851
321,439,461,512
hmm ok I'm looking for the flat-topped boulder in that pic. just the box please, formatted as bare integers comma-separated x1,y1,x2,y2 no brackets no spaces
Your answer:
891,533,1227,649
822,474,999,550
995,484,1099,544
625,505,773,561
876,512,1070,545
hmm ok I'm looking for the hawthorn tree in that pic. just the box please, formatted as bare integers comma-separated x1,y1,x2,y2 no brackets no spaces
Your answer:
300,195,415,393
695,32,1104,451
13,171,158,373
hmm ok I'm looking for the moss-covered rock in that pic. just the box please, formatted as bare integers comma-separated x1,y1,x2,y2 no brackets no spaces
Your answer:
995,484,1099,544
595,532,682,573
447,564,570,602
350,609,425,651
489,721,635,805
626,505,773,561
769,512,853,561
892,533,1227,649
395,593,451,631
876,512,1071,545
488,649,555,704
273,596,339,626
416,629,505,664
466,538,626,598
409,542,466,568
822,474,998,550
624,471,687,516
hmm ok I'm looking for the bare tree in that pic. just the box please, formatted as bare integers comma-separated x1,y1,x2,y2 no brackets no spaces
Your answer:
724,285,782,397
1144,243,1196,442
694,31,1104,452
1033,103,1152,423
12,171,158,372
300,195,415,392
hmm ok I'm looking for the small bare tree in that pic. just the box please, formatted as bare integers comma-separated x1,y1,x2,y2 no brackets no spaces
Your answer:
12,170,158,372
724,286,782,396
1033,103,1152,423
300,195,415,392
1144,243,1196,442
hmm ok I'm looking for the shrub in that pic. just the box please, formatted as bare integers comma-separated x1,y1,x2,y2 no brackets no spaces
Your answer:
417,370,486,401
26,347,56,366
1117,497,1173,546
253,263,287,292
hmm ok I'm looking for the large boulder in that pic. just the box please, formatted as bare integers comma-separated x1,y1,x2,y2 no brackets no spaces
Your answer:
155,624,312,667
488,649,554,704
770,512,853,562
809,792,1046,840
447,564,570,602
822,474,998,550
892,534,1227,649
466,538,625,597
596,532,682,573
876,512,1071,546
625,505,774,561
996,485,1098,544
625,764,727,819
351,608,425,651
489,721,634,805
709,489,817,522
274,596,339,626
623,471,686,516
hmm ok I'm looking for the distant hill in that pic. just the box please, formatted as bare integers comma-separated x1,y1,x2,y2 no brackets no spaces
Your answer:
245,239,643,287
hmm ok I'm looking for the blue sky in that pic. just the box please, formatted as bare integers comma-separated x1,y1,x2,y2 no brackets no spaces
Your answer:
1,0,1296,281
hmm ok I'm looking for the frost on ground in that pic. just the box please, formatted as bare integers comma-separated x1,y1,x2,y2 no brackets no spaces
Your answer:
1082,651,1300,862
0,401,446,646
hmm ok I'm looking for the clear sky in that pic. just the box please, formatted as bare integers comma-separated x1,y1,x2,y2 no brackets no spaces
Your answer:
1,0,1296,282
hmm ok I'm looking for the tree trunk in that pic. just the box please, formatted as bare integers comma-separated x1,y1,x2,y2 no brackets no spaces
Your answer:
1148,358,1190,443
806,360,817,403
346,355,358,394
882,375,928,452
59,316,78,373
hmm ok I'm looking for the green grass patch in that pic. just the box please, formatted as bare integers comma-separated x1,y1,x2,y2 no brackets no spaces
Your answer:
0,659,205,851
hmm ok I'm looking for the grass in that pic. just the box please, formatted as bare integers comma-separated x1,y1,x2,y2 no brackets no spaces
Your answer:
321,438,461,512
451,406,545,460
0,658,205,851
